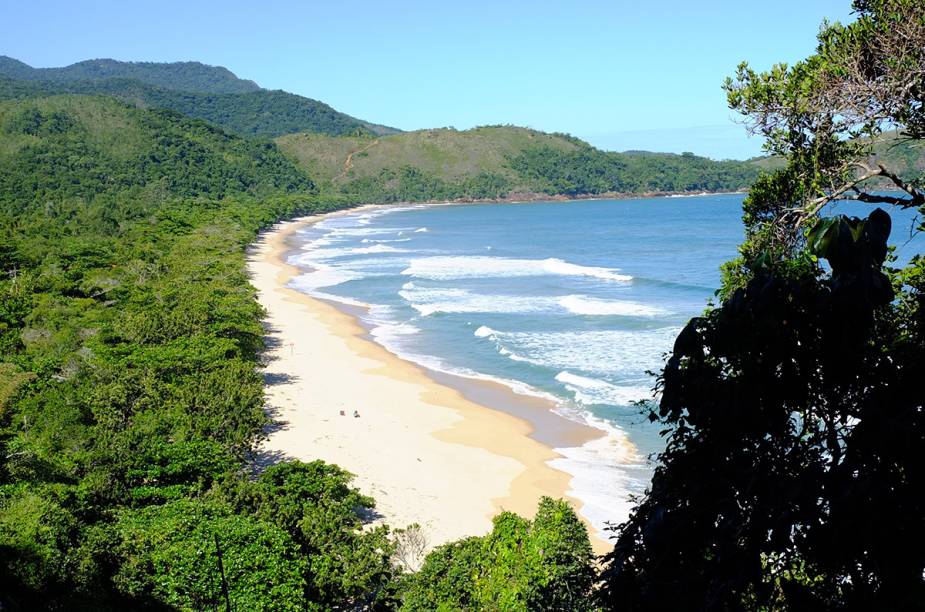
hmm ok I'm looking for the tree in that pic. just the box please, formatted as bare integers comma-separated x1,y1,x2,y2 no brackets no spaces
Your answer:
112,500,307,611
216,461,398,609
401,497,595,611
598,1,925,609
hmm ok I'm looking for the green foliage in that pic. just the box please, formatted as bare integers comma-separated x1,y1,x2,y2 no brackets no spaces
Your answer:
401,497,595,611
0,57,402,138
601,2,925,609
600,205,922,609
0,97,313,210
0,484,81,594
217,461,398,608
337,166,514,204
400,537,482,611
112,500,307,610
279,126,762,204
509,145,759,195
0,92,381,609
0,55,261,94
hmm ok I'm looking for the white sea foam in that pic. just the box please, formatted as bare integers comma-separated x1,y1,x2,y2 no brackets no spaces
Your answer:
309,244,407,259
366,304,422,345
551,439,640,539
558,295,666,317
554,370,611,390
400,285,667,318
308,291,370,308
288,265,360,291
370,321,422,343
316,224,412,238
369,321,562,403
555,371,654,406
667,191,711,198
413,227,429,233
474,327,679,376
401,286,552,316
531,404,646,539
473,325,496,338
298,235,335,250
401,256,632,282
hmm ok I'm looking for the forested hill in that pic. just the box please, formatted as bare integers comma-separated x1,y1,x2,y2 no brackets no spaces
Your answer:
868,131,925,180
277,126,763,202
0,56,400,138
0,95,313,205
0,56,260,94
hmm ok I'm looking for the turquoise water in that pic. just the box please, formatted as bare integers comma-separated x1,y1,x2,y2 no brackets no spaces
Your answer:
287,194,923,534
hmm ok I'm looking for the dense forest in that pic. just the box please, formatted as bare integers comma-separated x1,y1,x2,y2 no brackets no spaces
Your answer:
1,56,764,200
277,126,762,203
0,56,261,94
0,57,400,138
2,0,923,607
508,146,760,195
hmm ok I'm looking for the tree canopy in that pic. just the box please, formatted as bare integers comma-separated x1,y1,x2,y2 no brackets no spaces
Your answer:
400,497,595,611
0,57,402,139
0,56,261,94
599,1,925,609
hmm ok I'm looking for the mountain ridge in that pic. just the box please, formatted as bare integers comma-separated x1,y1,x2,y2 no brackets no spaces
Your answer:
0,55,260,94
0,56,400,138
276,126,762,203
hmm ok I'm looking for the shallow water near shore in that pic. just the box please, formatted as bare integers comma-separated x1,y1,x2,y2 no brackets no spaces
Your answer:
285,194,923,536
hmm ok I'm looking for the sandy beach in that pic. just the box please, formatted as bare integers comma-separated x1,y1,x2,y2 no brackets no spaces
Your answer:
247,207,612,552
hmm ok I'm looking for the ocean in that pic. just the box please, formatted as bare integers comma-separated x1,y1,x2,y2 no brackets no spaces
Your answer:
286,193,923,537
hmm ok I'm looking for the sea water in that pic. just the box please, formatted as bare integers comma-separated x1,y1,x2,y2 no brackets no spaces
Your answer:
286,194,923,538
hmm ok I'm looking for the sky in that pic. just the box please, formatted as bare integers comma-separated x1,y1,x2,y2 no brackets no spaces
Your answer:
1,0,856,159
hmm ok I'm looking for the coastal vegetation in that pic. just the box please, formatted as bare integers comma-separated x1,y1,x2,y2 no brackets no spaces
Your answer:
0,95,594,609
600,0,925,608
400,497,595,611
2,0,923,607
277,126,762,202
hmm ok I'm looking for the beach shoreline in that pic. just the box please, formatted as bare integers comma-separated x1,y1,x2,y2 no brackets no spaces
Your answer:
247,206,613,553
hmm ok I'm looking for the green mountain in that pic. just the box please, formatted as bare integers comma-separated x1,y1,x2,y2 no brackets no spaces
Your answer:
277,126,762,203
0,95,313,206
0,55,260,94
0,57,400,138
870,131,925,178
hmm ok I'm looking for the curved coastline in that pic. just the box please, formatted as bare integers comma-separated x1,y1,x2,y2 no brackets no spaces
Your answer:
247,206,613,553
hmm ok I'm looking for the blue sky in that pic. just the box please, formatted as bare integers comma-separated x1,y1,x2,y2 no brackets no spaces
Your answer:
2,0,855,159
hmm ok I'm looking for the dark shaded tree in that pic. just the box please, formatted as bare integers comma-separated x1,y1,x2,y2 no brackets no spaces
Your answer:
599,1,924,609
